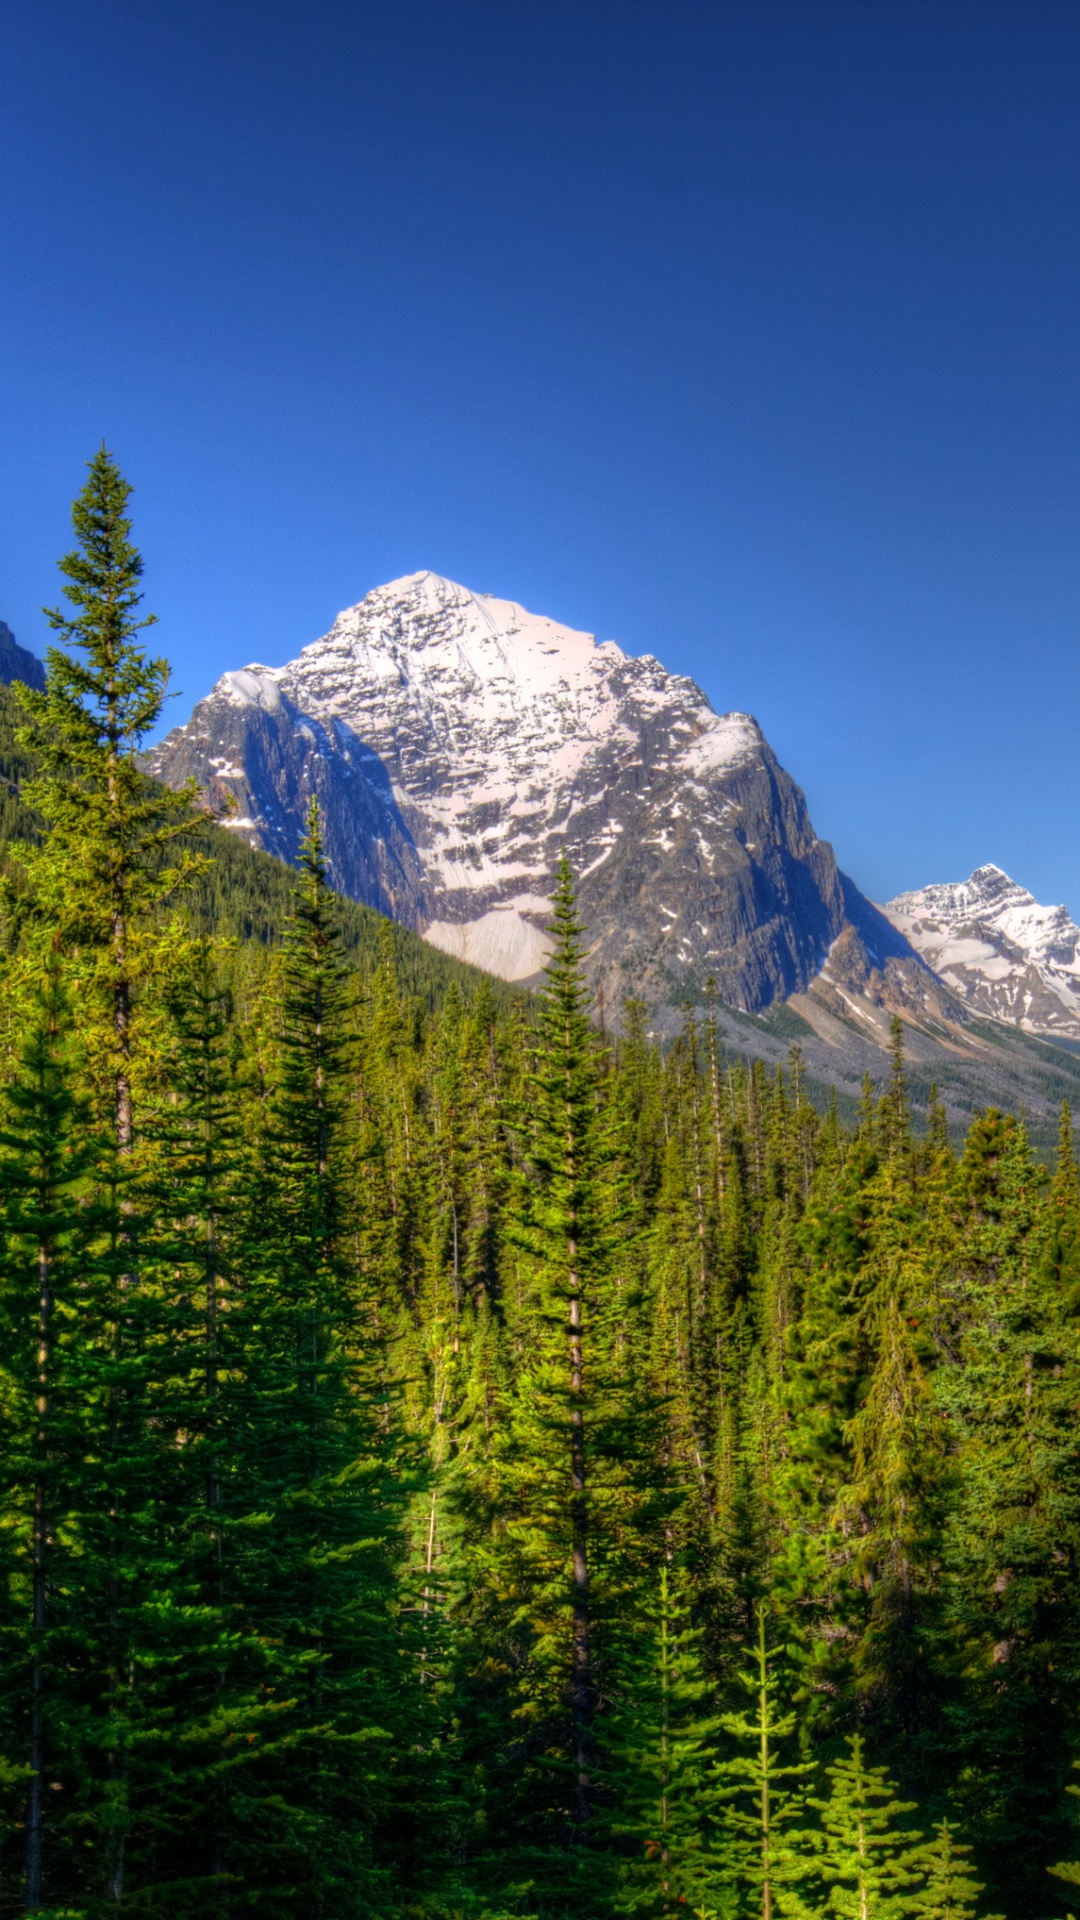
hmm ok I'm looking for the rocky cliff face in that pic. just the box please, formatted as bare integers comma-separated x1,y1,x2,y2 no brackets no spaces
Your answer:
0,622,45,692
149,571,917,1012
885,865,1080,1040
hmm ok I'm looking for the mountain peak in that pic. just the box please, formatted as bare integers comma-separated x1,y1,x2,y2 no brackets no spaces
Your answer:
305,573,627,719
149,573,891,1008
885,867,1080,1038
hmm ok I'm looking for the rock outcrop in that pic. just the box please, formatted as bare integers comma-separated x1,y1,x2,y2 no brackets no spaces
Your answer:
0,622,45,693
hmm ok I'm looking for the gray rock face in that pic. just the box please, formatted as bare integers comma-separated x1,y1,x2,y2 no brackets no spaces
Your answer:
149,572,917,1012
0,622,46,693
885,865,1080,1040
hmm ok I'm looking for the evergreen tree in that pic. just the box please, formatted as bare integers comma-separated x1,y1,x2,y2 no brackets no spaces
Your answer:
0,453,206,1912
0,960,98,1909
214,801,404,1914
607,1561,720,1917
14,447,200,1150
460,856,659,1915
912,1821,996,1920
712,1606,814,1920
935,1111,1080,1910
1048,1755,1080,1909
804,1734,926,1919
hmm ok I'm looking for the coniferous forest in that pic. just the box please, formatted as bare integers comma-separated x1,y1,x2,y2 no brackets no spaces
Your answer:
1,453,1079,1920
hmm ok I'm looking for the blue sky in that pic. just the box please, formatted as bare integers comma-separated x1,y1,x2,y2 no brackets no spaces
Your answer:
3,0,1080,910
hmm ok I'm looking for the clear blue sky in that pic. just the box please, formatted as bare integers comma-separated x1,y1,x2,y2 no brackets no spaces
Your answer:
3,0,1080,911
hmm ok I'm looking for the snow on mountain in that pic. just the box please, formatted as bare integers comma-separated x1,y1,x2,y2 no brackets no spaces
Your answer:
885,865,1080,1039
149,571,915,1011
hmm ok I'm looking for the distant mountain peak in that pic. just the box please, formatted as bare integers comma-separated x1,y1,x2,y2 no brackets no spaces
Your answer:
885,867,1080,1038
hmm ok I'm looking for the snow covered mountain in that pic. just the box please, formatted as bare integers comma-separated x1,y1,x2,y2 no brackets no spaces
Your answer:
149,571,916,1012
885,865,1080,1040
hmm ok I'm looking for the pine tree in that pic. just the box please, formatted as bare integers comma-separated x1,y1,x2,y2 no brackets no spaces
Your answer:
504,854,610,1840
214,800,404,1914
837,1275,945,1730
912,1820,996,1920
712,1605,814,1920
0,959,98,1909
459,856,660,1915
0,453,205,1912
804,1734,926,1919
14,446,200,1152
128,936,248,1906
934,1110,1080,1908
1047,1755,1080,1911
768,1131,881,1729
607,1560,721,1917
882,1019,912,1168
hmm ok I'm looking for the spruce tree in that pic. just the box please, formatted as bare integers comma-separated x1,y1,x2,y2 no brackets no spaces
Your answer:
1048,1756,1080,1911
934,1110,1080,1908
213,800,404,1914
506,854,609,1839
462,856,659,1914
0,453,204,1912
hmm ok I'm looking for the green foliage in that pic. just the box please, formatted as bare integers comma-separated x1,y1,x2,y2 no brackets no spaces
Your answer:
13,445,200,990
4,453,1080,1917
1049,1757,1080,1904
914,1821,998,1920
804,1734,925,1918
606,1562,721,1916
712,1605,815,1919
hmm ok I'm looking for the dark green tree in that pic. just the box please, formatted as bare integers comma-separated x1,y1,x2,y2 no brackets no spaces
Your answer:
218,799,404,1915
15,446,200,1152
607,1560,721,1917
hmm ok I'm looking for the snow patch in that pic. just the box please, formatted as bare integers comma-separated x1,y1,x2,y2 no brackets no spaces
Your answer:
217,666,283,712
682,714,761,777
424,907,552,981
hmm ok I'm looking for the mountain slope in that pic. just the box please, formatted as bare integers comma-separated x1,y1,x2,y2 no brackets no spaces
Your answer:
885,865,1080,1041
0,621,45,692
0,679,517,1013
5,672,1080,1154
149,570,919,1013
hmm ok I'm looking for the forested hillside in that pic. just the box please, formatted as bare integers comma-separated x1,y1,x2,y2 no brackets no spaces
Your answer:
1,454,1079,1919
0,682,514,1014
